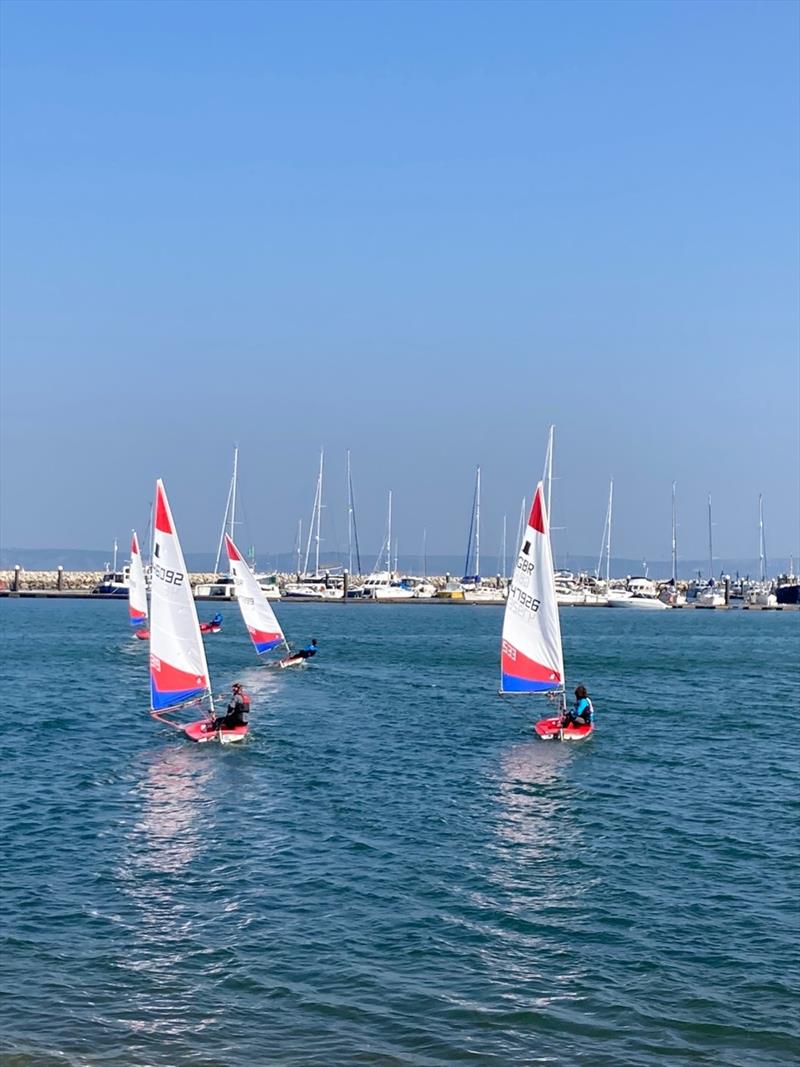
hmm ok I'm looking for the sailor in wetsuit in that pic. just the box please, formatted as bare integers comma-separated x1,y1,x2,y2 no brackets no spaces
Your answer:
211,612,223,628
280,638,319,667
562,685,593,728
208,683,250,731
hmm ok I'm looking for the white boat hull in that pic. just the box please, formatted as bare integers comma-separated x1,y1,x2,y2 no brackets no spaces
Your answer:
607,596,668,610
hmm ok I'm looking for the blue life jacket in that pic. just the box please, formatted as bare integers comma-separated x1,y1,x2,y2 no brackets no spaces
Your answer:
575,697,593,723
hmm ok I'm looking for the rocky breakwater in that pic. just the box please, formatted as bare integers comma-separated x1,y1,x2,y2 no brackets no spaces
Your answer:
0,570,236,593
0,569,105,591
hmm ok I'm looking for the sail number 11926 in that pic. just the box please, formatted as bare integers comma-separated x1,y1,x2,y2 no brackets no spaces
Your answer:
153,563,184,586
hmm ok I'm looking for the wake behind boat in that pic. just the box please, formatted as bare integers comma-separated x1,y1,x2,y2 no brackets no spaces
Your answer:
148,479,247,744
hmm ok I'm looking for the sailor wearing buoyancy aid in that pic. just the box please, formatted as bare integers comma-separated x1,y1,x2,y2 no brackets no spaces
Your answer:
563,685,593,728
209,683,250,731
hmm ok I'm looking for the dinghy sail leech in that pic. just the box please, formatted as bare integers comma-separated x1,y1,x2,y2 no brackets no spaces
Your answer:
500,482,565,698
225,533,288,656
128,530,148,630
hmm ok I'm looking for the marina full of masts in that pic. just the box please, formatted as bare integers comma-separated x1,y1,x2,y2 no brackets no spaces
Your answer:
4,440,798,608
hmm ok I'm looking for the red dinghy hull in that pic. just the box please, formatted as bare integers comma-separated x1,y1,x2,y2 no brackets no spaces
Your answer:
134,629,149,640
183,720,248,744
534,716,593,742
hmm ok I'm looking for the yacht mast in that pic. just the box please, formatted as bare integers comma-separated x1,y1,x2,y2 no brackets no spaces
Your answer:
347,450,353,575
296,518,302,574
606,479,613,584
315,449,324,576
501,514,507,578
386,491,393,573
229,445,238,542
463,465,480,578
542,424,554,525
302,462,319,575
214,446,238,575
476,465,481,579
758,494,766,582
671,481,677,585
707,493,714,579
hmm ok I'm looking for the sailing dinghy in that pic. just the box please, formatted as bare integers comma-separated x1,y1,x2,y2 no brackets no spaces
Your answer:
149,479,247,744
225,533,288,657
129,531,149,636
500,479,593,741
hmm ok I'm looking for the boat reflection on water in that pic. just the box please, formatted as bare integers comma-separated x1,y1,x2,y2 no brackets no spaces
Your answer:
127,746,213,875
493,741,581,852
461,741,591,1007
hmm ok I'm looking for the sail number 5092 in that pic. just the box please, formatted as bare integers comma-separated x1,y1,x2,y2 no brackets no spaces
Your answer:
153,563,184,586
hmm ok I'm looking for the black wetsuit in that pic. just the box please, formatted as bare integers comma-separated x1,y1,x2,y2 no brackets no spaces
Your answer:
211,693,250,730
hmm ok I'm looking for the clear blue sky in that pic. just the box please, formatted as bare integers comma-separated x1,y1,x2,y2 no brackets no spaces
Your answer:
1,0,798,566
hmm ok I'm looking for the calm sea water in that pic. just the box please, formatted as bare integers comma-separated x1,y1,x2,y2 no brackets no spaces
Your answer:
0,600,798,1066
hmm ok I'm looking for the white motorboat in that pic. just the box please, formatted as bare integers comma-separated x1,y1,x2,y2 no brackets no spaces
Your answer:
606,577,668,609
349,571,416,600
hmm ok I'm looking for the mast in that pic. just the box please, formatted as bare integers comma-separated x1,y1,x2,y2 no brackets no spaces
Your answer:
112,538,118,573
346,450,362,575
315,448,324,576
229,445,238,542
214,447,238,576
422,528,427,578
302,480,316,574
758,494,766,582
476,465,481,579
502,514,507,578
302,449,324,576
605,480,613,584
542,425,554,526
347,450,353,575
671,481,677,584
295,519,302,574
386,491,392,573
463,465,480,578
707,493,714,579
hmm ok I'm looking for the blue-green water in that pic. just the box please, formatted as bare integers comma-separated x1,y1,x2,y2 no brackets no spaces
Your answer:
0,600,798,1066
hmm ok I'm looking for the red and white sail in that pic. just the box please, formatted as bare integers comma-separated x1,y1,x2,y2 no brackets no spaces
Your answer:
149,480,212,711
128,530,148,627
225,533,286,654
500,481,564,694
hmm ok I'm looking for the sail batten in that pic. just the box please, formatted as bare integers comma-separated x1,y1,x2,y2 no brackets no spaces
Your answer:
225,534,286,654
500,480,564,696
149,480,212,712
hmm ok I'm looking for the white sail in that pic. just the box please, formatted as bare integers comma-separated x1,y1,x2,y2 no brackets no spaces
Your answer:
149,480,212,712
128,530,148,627
500,480,564,695
225,533,286,654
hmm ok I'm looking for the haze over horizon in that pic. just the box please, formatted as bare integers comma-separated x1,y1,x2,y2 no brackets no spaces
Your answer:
1,0,798,563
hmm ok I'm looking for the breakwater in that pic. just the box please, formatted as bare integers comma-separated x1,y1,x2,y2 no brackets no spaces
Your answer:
0,569,225,592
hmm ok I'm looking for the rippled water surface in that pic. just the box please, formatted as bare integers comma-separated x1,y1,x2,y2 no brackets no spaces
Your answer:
1,600,798,1066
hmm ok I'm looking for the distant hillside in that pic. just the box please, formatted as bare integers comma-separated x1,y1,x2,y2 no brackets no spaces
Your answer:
0,546,783,580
